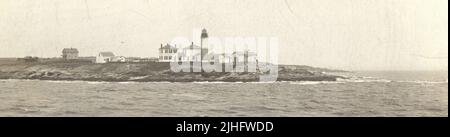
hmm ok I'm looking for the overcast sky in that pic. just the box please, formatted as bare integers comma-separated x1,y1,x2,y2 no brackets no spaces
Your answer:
0,0,447,71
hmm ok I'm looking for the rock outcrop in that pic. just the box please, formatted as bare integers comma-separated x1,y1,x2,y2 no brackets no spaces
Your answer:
0,62,344,82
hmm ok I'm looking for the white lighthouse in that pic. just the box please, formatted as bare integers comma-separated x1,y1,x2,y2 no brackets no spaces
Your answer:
200,29,208,70
200,29,208,62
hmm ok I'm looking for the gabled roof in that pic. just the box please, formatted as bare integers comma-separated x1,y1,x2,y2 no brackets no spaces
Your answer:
177,49,209,57
62,48,79,53
160,44,177,49
184,44,202,49
99,52,115,57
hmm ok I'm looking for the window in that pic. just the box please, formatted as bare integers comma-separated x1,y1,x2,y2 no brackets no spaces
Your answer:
169,56,172,60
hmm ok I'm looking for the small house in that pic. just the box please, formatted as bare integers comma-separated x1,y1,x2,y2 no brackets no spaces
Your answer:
96,52,115,63
62,48,79,60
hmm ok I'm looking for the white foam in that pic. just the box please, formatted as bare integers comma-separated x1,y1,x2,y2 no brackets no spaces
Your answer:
0,79,40,82
129,76,147,80
193,81,228,84
172,93,205,100
248,81,280,84
395,80,448,84
87,81,112,84
117,81,140,84
46,80,85,84
289,81,345,85
336,77,392,83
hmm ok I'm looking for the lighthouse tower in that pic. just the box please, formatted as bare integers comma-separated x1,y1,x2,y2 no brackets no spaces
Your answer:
200,28,208,56
200,29,208,69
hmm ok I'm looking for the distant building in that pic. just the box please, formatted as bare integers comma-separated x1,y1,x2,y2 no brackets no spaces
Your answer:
205,53,232,63
18,56,39,62
232,51,257,64
155,29,259,72
62,48,79,60
158,44,178,62
148,57,159,62
126,57,158,63
178,42,208,62
232,51,258,72
111,56,126,62
96,52,115,63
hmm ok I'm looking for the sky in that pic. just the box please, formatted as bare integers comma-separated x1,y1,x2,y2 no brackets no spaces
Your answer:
0,0,448,71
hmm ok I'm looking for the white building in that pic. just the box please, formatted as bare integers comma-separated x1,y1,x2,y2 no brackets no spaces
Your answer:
96,52,115,63
219,53,233,64
178,42,208,62
204,52,232,63
176,29,209,62
232,51,258,72
158,44,178,62
232,51,257,64
111,56,126,62
156,29,259,72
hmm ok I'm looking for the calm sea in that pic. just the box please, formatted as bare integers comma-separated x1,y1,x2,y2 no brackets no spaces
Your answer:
0,71,447,117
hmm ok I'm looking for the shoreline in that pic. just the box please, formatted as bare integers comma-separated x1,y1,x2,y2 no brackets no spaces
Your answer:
0,75,343,83
0,61,346,83
0,78,343,84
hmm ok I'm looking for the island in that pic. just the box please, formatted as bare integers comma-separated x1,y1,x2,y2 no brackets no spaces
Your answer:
0,58,345,82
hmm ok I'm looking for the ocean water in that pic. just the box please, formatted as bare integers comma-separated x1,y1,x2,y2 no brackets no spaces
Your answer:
0,71,447,117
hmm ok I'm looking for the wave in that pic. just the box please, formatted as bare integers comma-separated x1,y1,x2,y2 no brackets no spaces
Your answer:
290,81,345,85
337,78,392,83
2,77,446,85
172,93,205,100
193,81,283,84
46,80,86,84
394,80,448,84
86,81,112,84
249,81,285,84
0,79,41,82
336,77,447,84
193,81,230,84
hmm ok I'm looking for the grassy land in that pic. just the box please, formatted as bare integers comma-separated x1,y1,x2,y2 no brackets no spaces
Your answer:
0,58,343,82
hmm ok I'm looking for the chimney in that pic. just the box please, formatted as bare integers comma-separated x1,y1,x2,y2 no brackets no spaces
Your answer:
160,44,163,48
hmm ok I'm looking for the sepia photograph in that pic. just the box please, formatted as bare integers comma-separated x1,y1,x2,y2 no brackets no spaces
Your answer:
0,0,447,134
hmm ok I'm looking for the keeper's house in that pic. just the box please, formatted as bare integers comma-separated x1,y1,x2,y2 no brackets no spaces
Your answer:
62,48,79,60
158,44,178,62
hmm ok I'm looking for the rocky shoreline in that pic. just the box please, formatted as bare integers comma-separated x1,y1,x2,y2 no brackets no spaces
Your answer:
0,62,345,82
